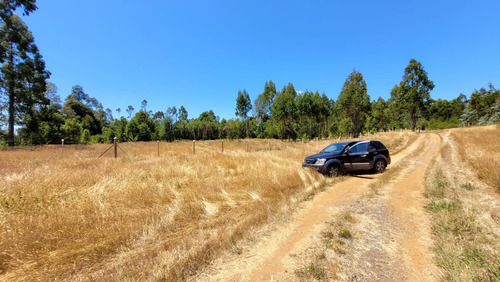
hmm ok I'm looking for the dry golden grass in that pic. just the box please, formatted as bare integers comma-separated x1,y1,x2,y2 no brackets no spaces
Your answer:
425,166,500,280
424,128,500,280
0,133,409,280
450,126,500,192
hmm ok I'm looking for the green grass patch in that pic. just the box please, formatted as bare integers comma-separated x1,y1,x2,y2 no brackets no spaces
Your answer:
426,200,462,213
424,169,447,199
460,182,476,191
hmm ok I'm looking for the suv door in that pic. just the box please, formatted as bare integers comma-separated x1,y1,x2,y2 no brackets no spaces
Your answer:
347,142,371,170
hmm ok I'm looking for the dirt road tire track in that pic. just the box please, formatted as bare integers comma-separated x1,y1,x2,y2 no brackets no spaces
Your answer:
196,133,441,281
386,133,441,280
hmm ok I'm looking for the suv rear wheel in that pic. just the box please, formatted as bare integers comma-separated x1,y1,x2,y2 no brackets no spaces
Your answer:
374,159,386,173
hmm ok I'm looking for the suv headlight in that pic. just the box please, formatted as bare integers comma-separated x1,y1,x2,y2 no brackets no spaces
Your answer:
315,158,326,165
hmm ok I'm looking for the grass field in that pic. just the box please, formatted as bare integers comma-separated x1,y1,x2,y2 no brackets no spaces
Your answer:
0,132,412,280
450,125,500,192
425,126,500,280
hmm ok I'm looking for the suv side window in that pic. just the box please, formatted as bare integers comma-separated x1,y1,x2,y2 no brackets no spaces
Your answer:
349,145,357,153
350,142,368,153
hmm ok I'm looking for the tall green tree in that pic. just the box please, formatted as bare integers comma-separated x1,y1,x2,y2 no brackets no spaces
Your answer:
295,91,331,138
126,105,134,119
253,80,276,122
253,80,276,138
366,97,388,133
335,70,370,137
178,105,188,121
63,86,101,135
272,83,297,139
31,82,64,144
295,91,316,138
396,59,435,131
235,89,252,120
235,89,252,137
60,118,81,144
0,13,50,145
194,110,219,140
387,84,407,129
159,116,174,141
125,110,157,141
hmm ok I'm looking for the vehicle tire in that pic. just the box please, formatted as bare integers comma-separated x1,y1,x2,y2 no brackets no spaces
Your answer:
374,159,386,173
327,164,341,177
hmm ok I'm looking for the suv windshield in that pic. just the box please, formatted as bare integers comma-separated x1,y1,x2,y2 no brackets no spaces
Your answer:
320,142,349,154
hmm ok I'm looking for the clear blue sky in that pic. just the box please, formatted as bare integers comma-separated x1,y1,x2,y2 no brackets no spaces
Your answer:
21,0,500,120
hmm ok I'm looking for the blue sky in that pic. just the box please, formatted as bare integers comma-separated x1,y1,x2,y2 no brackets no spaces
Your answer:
21,0,500,120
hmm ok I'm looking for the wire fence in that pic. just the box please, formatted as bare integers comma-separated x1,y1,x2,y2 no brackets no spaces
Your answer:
1,130,406,161
97,138,331,158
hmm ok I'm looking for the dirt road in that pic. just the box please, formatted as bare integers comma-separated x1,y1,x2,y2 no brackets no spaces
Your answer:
196,133,443,281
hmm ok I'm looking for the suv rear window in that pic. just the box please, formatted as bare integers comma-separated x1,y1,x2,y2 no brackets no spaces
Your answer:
370,141,386,150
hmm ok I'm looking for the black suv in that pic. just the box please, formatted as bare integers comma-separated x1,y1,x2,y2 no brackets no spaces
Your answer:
302,140,391,176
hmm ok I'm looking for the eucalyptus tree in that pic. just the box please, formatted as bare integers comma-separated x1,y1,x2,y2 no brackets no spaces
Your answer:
295,91,330,138
253,80,276,122
171,106,177,122
235,89,252,137
335,70,370,137
366,97,388,133
387,84,407,129
395,59,434,131
126,105,134,119
178,105,188,121
253,80,276,137
272,83,297,139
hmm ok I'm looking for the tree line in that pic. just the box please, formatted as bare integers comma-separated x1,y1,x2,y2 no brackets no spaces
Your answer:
1,1,499,146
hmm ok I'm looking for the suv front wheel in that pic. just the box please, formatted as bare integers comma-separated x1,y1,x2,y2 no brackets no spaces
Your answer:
327,164,341,177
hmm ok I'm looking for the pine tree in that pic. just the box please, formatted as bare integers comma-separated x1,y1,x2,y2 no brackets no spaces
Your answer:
0,13,50,145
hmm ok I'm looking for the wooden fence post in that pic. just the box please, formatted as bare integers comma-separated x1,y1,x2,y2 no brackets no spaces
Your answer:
61,139,64,155
114,137,117,158
157,141,160,156
246,140,248,152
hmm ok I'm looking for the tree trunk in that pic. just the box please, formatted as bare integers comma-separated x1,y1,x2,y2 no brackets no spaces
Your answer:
8,88,15,146
7,45,16,146
411,113,417,131
245,118,249,138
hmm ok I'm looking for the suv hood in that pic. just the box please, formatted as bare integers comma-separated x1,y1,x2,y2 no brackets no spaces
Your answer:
305,152,340,160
